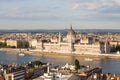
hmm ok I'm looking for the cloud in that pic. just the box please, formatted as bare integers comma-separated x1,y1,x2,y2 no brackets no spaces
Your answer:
0,0,28,2
72,0,120,10
0,0,120,22
115,0,120,4
0,5,60,21
72,3,80,9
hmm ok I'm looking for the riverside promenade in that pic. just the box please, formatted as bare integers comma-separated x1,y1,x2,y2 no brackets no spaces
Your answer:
0,48,120,60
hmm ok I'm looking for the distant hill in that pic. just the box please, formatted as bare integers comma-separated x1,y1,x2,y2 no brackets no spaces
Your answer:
0,29,119,34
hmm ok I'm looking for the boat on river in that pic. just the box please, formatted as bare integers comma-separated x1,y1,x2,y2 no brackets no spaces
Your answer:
17,51,25,56
18,52,25,56
85,58,93,61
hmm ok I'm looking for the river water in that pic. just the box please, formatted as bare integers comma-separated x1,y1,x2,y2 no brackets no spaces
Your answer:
0,51,120,74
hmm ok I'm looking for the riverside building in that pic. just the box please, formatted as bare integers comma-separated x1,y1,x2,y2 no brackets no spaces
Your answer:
30,26,111,54
4,66,26,80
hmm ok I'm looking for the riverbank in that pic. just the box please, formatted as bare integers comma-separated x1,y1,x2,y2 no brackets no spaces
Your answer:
0,48,19,53
28,51,120,60
0,48,120,60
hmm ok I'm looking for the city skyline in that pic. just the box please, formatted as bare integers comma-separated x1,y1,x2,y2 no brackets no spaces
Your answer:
0,0,120,29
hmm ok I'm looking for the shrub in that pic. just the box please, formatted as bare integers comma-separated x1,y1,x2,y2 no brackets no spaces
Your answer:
74,59,80,70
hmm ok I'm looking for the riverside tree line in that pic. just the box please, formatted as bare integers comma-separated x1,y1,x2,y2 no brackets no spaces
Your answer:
0,42,29,48
0,41,120,53
110,44,120,53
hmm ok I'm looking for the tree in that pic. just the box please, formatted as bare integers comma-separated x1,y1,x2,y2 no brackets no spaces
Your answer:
11,46,16,48
0,42,7,48
116,43,120,51
24,42,29,48
110,44,120,53
74,59,80,70
31,61,42,67
110,45,116,52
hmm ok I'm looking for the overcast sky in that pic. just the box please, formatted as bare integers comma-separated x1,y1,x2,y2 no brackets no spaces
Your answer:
0,0,120,29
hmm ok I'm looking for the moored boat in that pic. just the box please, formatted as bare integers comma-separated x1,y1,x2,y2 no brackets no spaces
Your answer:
85,58,93,61
18,53,25,56
18,51,25,56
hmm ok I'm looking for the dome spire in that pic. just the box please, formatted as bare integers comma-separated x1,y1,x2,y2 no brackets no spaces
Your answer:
70,24,72,30
67,24,75,35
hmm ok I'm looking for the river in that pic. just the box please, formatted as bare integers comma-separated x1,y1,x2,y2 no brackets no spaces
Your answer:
0,51,120,74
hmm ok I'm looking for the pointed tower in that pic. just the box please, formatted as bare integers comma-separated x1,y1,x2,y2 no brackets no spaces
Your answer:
47,62,50,73
58,32,61,44
70,24,72,32
105,41,111,53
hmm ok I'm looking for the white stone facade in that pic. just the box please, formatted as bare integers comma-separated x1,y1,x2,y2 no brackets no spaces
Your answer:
30,27,111,54
6,40,17,47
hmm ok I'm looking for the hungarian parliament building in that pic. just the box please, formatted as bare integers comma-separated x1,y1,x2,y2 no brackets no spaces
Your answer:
29,26,111,54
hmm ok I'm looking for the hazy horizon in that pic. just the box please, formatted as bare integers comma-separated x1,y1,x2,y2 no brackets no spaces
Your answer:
0,28,120,30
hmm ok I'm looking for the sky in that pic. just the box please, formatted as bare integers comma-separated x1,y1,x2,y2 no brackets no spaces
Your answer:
0,0,120,30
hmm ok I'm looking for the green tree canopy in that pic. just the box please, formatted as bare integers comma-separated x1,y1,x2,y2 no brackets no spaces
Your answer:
31,61,42,67
74,59,80,70
0,42,6,48
110,44,120,53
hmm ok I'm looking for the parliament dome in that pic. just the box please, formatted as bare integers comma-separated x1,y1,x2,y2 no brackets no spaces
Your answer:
67,25,76,43
67,26,75,36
